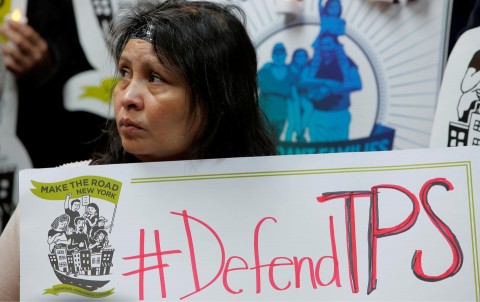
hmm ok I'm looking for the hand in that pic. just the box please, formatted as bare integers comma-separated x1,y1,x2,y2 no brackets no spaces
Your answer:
0,20,53,80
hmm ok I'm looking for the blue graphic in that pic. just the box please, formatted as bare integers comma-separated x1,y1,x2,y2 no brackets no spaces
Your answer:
258,0,395,154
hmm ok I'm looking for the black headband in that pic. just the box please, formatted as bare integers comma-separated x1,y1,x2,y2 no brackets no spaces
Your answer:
130,23,155,43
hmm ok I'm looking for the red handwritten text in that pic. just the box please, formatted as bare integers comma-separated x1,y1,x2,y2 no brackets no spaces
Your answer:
122,177,463,300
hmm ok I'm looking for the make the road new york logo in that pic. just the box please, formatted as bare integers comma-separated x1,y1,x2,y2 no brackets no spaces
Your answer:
30,176,122,299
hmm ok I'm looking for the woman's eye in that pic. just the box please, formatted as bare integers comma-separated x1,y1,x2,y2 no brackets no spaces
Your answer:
119,68,131,79
151,72,163,83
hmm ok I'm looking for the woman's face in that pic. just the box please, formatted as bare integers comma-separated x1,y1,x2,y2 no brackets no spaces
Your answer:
113,39,203,162
87,206,95,214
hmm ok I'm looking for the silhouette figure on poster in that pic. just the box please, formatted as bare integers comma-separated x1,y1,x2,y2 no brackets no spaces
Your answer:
286,48,310,142
299,32,361,142
258,42,292,140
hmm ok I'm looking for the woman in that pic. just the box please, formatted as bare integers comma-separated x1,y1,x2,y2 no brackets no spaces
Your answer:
0,1,277,300
83,203,99,238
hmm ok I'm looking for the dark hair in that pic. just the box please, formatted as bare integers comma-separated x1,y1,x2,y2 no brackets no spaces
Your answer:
91,0,277,165
86,203,99,215
74,217,85,225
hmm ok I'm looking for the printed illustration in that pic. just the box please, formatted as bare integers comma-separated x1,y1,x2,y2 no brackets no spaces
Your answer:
259,0,362,144
252,0,449,155
29,176,122,298
257,0,392,154
447,49,480,146
429,23,480,148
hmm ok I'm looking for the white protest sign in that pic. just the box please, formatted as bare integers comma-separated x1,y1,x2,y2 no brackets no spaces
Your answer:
20,146,479,300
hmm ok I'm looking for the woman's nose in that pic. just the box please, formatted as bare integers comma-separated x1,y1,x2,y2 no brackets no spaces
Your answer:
120,78,145,110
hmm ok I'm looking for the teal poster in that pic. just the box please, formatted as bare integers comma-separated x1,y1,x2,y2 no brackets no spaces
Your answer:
249,0,450,155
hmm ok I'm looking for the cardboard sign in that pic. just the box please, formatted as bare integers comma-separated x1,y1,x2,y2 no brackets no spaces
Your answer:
20,146,479,300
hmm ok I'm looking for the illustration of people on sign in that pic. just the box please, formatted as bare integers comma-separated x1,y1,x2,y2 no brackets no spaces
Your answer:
90,216,112,236
64,194,81,229
258,0,362,144
83,202,100,237
47,214,71,253
68,217,90,255
46,193,116,292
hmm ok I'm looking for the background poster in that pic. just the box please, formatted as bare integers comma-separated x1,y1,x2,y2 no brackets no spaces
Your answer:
429,25,480,148
20,146,480,300
250,0,450,155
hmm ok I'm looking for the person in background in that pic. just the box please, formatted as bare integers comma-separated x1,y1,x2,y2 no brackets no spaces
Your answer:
0,0,108,168
0,0,278,299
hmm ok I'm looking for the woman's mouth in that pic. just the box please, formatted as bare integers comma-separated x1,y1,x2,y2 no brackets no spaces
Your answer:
119,118,143,131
